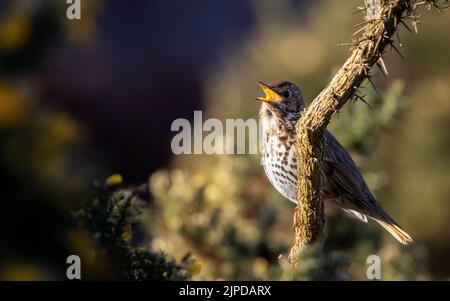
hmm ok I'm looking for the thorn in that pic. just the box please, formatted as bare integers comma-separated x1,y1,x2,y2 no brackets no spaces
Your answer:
389,41,405,59
396,32,403,47
411,19,420,34
337,42,355,47
413,1,426,10
352,26,366,37
377,58,389,77
353,94,372,109
367,76,381,96
374,34,383,52
354,20,368,28
376,63,387,77
400,19,412,32
354,6,367,14
361,98,373,109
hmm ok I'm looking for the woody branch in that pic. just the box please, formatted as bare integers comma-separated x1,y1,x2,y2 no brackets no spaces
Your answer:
290,0,448,265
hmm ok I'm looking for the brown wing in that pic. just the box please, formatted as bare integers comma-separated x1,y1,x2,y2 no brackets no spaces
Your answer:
322,131,412,244
323,130,380,217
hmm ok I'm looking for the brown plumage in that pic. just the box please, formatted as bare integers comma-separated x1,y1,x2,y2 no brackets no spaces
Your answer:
257,80,412,244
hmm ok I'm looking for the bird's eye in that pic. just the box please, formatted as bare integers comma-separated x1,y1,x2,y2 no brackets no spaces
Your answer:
282,90,291,97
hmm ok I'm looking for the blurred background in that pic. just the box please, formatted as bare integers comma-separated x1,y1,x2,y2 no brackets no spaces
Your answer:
0,0,449,280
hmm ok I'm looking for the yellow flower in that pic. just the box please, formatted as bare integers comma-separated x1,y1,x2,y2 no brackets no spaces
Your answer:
50,114,80,143
105,174,123,186
0,11,30,51
63,0,103,46
0,83,23,128
121,224,132,242
0,262,50,281
187,261,202,276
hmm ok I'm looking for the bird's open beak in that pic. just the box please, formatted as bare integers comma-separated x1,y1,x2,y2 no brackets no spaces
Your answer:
255,81,282,104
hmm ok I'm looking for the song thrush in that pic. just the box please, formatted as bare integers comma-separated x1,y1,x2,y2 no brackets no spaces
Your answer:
256,80,412,244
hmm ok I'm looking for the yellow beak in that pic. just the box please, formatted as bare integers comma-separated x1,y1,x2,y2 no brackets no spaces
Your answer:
255,81,283,104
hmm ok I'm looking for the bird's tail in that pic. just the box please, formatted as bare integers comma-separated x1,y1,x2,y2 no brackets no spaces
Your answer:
374,218,413,245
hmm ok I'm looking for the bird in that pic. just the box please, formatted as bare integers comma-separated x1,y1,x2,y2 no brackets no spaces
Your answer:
256,80,412,244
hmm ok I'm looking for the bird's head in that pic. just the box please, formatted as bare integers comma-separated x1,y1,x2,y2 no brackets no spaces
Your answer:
256,80,304,121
